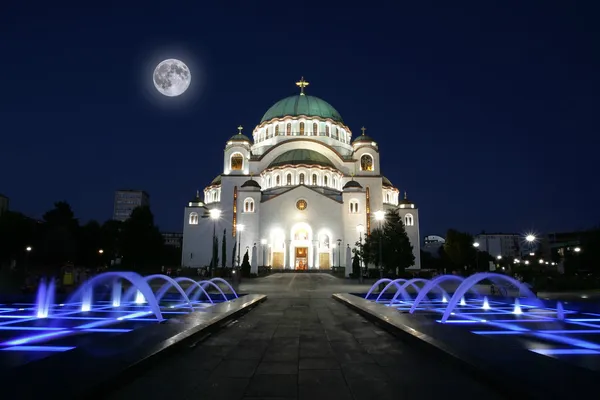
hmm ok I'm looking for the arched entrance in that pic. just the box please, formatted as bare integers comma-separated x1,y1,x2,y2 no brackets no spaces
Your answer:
290,223,313,270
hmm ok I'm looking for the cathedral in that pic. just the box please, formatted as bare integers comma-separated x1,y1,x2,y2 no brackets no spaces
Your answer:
182,78,421,275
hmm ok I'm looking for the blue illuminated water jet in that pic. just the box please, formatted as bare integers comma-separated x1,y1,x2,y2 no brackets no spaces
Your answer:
35,278,55,318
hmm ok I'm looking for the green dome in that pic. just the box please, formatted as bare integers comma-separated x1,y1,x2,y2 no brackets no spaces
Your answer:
269,149,336,169
261,95,343,124
353,134,375,143
382,176,393,187
210,175,222,185
229,133,251,142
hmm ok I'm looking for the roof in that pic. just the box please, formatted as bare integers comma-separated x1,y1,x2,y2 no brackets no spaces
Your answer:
353,134,375,143
229,133,251,142
261,95,343,124
210,175,222,185
343,180,363,190
382,176,393,187
268,149,336,169
241,179,261,189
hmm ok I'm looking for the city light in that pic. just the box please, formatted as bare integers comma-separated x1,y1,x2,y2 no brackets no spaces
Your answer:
98,249,104,254
209,209,221,220
496,255,502,260
374,210,385,221
26,246,32,252
524,260,530,265
473,242,480,248
574,247,581,253
539,259,544,264
525,234,536,243
260,239,267,245
237,224,245,232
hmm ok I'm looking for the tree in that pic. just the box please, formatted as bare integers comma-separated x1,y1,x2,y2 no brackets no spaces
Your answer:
221,230,227,268
120,206,163,270
361,209,415,273
443,229,477,270
241,249,250,277
41,201,79,265
352,253,361,277
0,211,39,266
77,220,102,267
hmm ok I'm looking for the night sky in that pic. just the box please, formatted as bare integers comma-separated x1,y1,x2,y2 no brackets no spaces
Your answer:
1,1,598,238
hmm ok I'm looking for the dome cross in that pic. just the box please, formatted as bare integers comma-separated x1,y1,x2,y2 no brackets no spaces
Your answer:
296,77,309,95
237,125,243,134
361,126,366,135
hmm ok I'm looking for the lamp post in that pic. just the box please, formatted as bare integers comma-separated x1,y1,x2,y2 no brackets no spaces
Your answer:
473,242,480,271
98,249,104,269
337,238,342,268
209,209,221,277
525,234,536,257
374,210,385,279
261,239,267,266
237,224,245,267
25,246,32,273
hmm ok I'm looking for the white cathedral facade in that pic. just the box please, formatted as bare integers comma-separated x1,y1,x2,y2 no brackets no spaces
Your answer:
182,79,421,275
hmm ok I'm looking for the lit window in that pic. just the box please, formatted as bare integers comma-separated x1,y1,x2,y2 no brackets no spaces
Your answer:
275,125,279,136
276,175,280,186
312,174,317,185
300,122,305,136
360,154,373,171
299,173,305,185
325,126,330,136
286,123,291,136
349,200,359,214
286,174,292,185
324,175,328,186
266,176,271,188
230,153,243,171
405,213,414,226
189,212,199,225
313,122,318,136
244,198,255,213
333,177,337,188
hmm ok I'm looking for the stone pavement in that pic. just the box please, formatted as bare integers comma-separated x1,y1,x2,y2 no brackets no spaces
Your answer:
106,274,505,400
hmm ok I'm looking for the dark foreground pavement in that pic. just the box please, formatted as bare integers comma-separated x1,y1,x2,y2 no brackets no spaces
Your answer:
106,274,505,400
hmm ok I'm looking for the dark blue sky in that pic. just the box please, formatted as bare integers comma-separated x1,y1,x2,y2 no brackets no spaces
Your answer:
1,1,598,238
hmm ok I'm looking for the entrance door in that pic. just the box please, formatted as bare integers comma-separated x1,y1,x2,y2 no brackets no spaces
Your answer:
295,247,308,270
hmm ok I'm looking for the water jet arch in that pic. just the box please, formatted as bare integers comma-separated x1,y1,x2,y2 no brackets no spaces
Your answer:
208,278,238,298
441,272,542,323
389,278,431,304
409,275,469,313
134,274,194,311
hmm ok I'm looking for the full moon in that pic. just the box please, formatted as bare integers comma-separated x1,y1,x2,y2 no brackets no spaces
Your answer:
153,59,191,97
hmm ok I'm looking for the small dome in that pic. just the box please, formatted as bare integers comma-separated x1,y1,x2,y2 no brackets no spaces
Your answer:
261,95,343,123
269,149,336,169
229,133,251,143
353,134,375,144
399,191,415,205
241,179,261,189
382,176,393,187
343,180,363,190
210,175,222,185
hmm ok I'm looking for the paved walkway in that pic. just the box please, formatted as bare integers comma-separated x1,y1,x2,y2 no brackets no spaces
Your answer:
107,274,505,400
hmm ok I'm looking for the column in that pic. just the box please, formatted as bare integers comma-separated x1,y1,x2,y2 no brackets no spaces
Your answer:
286,240,292,269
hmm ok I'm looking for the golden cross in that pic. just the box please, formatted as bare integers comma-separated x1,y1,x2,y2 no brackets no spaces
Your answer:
237,125,243,134
296,77,309,95
361,126,366,135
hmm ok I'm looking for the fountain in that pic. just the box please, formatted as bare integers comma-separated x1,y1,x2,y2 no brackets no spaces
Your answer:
513,298,522,315
112,281,122,307
460,297,466,306
482,296,490,310
408,275,467,313
35,278,55,318
557,301,565,320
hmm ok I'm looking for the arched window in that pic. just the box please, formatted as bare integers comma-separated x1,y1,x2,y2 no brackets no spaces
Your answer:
299,173,305,185
275,125,279,136
265,128,269,138
189,212,199,225
360,154,373,171
300,122,305,136
286,123,291,136
320,234,330,249
325,126,330,136
286,173,292,185
324,175,328,186
295,229,308,241
386,193,390,203
405,213,414,226
349,200,359,214
334,127,339,139
332,176,337,189
312,174,317,185
244,198,255,213
276,175,280,186
230,153,243,171
266,176,271,188
313,122,318,136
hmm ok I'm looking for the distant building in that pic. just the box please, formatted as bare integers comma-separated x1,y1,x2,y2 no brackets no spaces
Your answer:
422,235,445,257
162,232,183,248
0,194,8,216
113,190,150,221
539,231,582,260
474,233,521,259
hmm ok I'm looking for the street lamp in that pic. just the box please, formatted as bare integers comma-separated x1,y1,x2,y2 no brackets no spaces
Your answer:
337,238,342,268
374,211,385,279
237,224,245,267
208,209,221,276
25,246,32,272
525,234,536,256
473,242,480,271
98,249,104,254
574,247,581,253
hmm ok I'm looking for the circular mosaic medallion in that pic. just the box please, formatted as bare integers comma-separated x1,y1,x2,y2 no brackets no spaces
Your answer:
296,199,307,211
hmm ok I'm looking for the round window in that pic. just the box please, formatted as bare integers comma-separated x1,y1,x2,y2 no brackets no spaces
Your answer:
296,199,307,211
